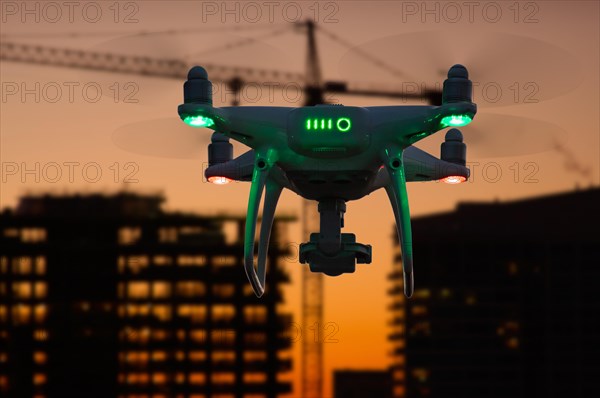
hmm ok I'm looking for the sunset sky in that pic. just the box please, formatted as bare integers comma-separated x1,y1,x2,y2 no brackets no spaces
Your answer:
1,1,598,396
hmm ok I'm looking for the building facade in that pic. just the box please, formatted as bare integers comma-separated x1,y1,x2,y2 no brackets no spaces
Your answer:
0,193,294,398
389,188,600,398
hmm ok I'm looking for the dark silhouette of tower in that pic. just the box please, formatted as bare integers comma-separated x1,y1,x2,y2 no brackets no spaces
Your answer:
0,192,294,397
389,188,600,398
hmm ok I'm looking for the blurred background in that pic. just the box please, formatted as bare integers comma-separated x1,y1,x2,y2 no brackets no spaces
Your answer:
1,1,598,397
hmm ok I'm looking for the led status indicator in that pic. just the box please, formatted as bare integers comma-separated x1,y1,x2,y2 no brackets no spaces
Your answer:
440,114,472,128
183,115,215,128
305,117,351,132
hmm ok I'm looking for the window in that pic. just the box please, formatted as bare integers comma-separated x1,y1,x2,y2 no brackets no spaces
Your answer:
118,227,141,245
128,282,150,299
212,305,235,322
176,282,205,297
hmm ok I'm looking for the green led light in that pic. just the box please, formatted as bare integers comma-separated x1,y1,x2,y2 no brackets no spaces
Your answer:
440,114,472,128
304,117,352,132
337,117,351,132
183,115,215,128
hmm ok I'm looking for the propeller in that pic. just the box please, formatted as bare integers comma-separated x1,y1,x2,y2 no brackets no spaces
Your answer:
459,113,568,158
338,30,583,108
111,117,210,159
81,27,298,107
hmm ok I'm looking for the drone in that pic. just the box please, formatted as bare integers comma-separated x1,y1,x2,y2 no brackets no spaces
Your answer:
178,64,476,298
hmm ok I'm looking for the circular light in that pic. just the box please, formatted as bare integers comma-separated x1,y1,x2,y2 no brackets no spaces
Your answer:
183,115,215,128
441,175,467,184
336,117,351,132
208,176,232,185
440,114,472,128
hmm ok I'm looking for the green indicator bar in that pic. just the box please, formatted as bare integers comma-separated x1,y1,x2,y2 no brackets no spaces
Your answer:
306,119,311,130
321,119,325,129
313,119,318,129
328,119,332,129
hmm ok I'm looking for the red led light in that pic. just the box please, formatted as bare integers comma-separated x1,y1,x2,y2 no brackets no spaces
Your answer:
208,176,232,185
441,175,467,184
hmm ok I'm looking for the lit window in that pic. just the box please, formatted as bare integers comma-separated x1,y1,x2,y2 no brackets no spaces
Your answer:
153,306,171,321
212,330,235,345
412,368,429,382
212,305,235,322
213,284,235,298
177,305,206,322
33,373,46,385
212,372,235,384
152,351,167,362
33,351,47,364
506,337,519,349
152,330,169,341
12,304,31,324
33,329,48,341
212,351,235,362
152,372,167,385
13,257,32,274
190,373,206,385
244,332,266,345
190,330,207,343
189,351,206,362
34,283,47,298
213,256,236,267
21,228,46,243
244,306,267,324
128,282,150,299
3,228,19,238
411,305,428,316
177,255,206,266
35,257,46,274
158,228,178,243
34,305,47,323
413,289,431,299
118,227,141,245
176,281,205,297
153,282,171,298
153,255,172,266
244,351,266,362
244,373,266,383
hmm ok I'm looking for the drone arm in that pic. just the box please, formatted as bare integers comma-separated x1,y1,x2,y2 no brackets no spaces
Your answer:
382,147,414,298
370,102,477,146
243,150,281,297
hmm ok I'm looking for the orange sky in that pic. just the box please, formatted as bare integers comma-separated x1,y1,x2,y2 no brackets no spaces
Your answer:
1,1,598,397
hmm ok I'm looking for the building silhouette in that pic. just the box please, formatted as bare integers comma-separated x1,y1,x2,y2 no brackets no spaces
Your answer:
389,188,600,398
333,369,392,398
0,193,295,398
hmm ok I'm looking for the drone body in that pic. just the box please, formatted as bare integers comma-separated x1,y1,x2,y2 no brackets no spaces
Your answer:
178,65,477,298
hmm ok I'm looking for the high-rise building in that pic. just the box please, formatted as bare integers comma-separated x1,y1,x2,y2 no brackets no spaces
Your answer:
0,193,295,398
389,188,600,398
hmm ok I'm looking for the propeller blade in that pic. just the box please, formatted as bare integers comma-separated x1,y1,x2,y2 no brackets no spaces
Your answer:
82,29,297,106
111,117,211,159
339,31,582,107
461,113,569,158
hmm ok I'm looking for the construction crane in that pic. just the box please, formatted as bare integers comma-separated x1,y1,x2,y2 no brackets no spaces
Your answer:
0,21,440,398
